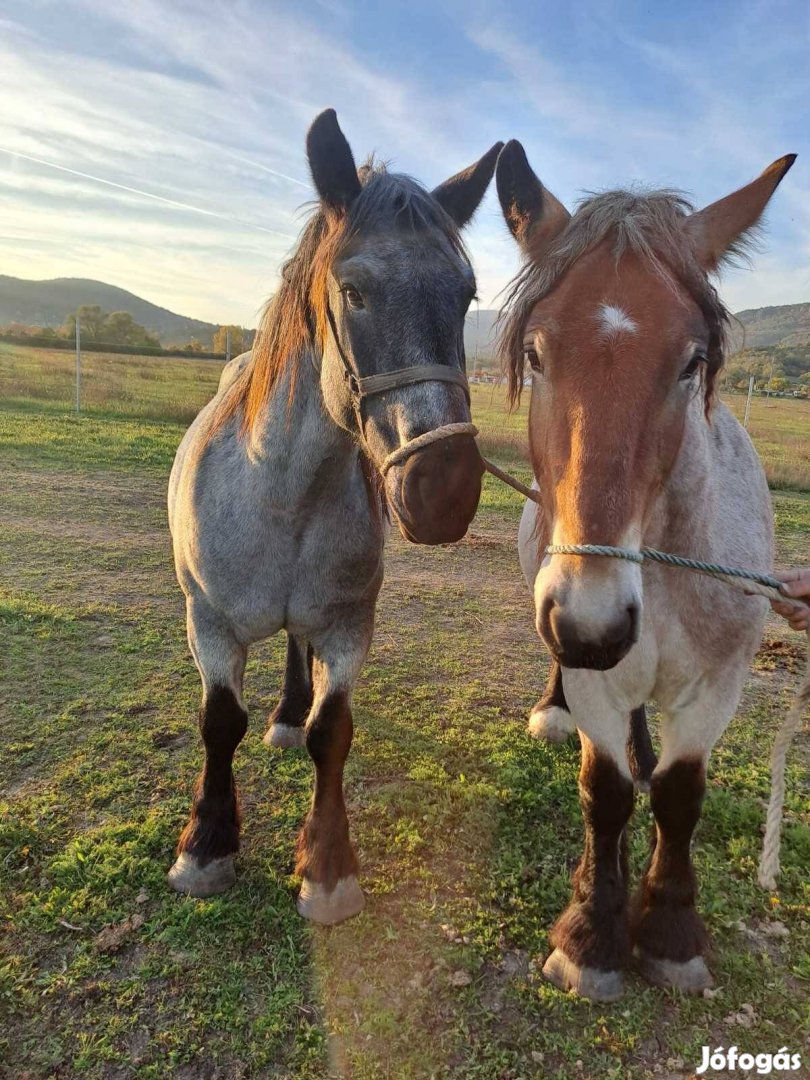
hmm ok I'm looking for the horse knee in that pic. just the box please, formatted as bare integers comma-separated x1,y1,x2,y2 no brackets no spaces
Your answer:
200,686,248,755
649,758,705,835
305,693,352,767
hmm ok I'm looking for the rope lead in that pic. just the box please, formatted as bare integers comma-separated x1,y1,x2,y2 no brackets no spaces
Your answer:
545,542,810,892
381,426,807,891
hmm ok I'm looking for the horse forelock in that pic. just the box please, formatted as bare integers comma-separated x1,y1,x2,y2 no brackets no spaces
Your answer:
204,162,467,445
498,189,731,413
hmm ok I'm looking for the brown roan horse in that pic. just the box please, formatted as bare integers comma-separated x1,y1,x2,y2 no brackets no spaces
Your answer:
496,142,795,1000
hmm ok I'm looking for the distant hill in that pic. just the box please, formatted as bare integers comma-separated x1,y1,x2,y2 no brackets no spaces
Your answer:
465,309,499,364
2,275,808,358
731,303,810,349
467,302,810,364
0,276,223,347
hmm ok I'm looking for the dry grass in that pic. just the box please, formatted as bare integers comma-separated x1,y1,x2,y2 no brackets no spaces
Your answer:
1,342,807,490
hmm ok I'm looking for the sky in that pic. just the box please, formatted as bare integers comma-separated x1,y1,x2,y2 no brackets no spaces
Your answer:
0,0,808,328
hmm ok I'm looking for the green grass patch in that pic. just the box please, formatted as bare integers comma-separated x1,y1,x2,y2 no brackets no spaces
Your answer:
0,354,807,1078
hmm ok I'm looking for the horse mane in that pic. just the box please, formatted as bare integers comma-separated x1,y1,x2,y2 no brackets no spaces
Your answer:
205,160,466,444
498,189,735,412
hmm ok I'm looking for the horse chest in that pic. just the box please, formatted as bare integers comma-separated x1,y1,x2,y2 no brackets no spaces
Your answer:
197,494,383,644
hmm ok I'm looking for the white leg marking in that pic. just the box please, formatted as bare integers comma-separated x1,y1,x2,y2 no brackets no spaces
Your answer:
528,703,577,742
167,853,236,897
297,876,365,925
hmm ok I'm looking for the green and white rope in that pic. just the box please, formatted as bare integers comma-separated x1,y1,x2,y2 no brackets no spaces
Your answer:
547,543,788,600
546,542,810,891
380,427,807,890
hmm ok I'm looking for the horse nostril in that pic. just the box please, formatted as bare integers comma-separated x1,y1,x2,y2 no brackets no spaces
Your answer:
540,594,560,647
627,603,640,641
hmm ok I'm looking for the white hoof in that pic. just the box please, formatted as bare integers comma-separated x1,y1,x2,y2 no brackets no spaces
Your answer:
528,705,576,743
167,853,235,897
263,723,306,749
542,948,624,1001
297,876,365,925
634,950,713,994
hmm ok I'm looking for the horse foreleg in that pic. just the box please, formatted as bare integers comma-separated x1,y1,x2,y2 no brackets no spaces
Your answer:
168,598,248,898
544,721,635,1002
631,757,711,993
294,619,371,925
263,633,313,749
528,665,656,794
629,699,731,994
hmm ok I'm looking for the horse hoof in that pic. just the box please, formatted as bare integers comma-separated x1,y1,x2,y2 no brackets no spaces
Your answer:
263,723,306,749
542,948,624,1001
634,950,713,994
528,705,576,743
297,876,365,925
167,853,236,897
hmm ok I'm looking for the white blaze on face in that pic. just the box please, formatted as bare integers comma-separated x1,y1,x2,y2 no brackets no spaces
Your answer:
597,303,638,338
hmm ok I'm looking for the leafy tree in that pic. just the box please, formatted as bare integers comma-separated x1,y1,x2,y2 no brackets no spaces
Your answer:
104,311,159,347
212,325,247,356
63,305,106,341
183,339,204,353
61,307,159,348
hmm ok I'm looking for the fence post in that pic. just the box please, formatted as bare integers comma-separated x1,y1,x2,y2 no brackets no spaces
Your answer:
75,317,81,414
743,375,754,429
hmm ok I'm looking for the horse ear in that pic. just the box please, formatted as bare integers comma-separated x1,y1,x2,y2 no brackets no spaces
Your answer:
432,142,504,228
496,140,570,259
685,154,796,270
306,109,361,212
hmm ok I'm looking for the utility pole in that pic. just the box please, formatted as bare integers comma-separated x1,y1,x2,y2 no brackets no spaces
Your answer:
75,317,81,414
743,376,754,429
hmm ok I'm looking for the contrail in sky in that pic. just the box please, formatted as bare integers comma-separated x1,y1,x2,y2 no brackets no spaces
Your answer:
0,147,296,240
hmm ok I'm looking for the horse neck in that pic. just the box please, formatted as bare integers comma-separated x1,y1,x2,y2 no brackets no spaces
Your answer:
249,346,361,500
646,397,716,551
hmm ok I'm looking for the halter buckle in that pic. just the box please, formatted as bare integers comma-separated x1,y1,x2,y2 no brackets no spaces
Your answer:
344,370,361,397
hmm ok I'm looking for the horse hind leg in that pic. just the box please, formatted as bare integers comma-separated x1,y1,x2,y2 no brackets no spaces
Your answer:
294,620,371,925
168,600,248,898
528,661,577,742
263,633,312,749
530,665,657,794
627,704,657,793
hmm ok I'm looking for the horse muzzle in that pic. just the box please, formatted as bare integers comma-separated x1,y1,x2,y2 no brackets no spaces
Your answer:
385,432,484,545
534,551,643,670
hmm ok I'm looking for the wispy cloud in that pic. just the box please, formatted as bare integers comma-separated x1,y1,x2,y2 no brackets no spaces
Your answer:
0,0,806,323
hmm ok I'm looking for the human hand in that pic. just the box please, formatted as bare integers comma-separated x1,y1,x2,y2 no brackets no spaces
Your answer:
771,569,810,632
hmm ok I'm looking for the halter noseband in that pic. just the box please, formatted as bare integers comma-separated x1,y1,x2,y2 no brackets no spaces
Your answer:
325,301,476,473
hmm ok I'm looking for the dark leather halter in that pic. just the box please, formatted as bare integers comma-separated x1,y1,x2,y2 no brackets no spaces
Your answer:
323,299,544,491
325,302,471,434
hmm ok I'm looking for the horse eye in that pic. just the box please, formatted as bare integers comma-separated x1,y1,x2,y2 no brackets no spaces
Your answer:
680,352,707,381
342,285,365,310
525,347,543,374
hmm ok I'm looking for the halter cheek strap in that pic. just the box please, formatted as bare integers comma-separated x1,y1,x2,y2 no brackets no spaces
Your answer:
324,303,471,432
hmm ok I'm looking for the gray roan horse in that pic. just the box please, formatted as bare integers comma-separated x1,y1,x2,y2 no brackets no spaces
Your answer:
496,141,795,999
168,110,501,924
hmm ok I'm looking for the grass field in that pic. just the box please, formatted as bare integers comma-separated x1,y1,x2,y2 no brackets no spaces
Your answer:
0,343,808,1079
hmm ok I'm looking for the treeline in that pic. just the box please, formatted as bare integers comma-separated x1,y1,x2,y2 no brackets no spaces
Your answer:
722,342,810,396
0,305,255,356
